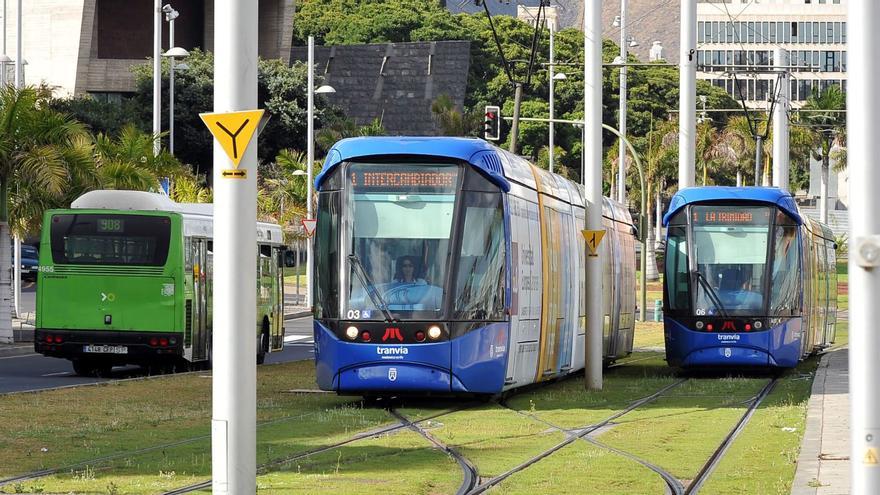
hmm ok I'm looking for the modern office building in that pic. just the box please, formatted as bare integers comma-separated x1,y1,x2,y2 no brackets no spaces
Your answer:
4,0,294,98
696,0,847,108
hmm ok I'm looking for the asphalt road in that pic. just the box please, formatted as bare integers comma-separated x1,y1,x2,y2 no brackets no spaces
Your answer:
0,315,315,394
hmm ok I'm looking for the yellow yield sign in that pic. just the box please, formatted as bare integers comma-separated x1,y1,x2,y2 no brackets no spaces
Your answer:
582,229,605,257
865,447,879,465
200,109,265,167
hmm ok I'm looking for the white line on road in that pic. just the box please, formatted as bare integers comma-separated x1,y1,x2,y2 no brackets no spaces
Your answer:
0,353,37,360
42,371,72,377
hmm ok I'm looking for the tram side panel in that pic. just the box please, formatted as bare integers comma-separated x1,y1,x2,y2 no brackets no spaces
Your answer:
504,193,544,389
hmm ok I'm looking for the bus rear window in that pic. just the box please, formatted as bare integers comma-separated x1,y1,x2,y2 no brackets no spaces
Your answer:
50,214,172,266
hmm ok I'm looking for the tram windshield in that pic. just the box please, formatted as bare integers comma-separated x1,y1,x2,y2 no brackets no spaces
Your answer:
343,162,459,320
690,205,772,317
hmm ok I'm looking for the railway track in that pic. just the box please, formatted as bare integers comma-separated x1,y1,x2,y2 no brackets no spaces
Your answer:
683,377,778,494
159,402,482,495
466,378,690,495
389,408,479,495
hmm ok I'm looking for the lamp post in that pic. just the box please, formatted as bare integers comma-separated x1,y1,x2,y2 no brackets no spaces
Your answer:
613,5,637,204
549,71,566,174
152,0,161,156
162,4,188,156
306,35,336,311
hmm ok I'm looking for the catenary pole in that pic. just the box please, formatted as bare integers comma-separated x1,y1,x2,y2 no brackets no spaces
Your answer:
584,0,603,391
168,13,176,155
152,0,161,156
617,0,627,204
849,1,880,492
211,0,258,491
307,36,315,312
549,24,556,174
772,47,790,191
678,0,696,190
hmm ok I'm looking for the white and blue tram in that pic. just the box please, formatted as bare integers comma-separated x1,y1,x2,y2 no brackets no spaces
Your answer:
312,137,637,395
662,187,838,368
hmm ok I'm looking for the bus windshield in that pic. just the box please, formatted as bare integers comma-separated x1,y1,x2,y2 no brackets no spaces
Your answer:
343,162,460,320
690,205,771,316
49,213,172,266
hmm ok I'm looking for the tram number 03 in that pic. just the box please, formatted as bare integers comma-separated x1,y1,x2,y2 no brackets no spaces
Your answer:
346,309,362,320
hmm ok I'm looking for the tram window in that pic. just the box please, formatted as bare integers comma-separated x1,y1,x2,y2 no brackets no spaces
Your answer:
314,191,340,319
453,192,505,321
665,226,690,312
770,222,800,315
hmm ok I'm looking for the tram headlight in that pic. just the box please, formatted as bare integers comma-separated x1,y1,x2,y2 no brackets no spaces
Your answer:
345,326,359,340
754,321,763,330
695,321,704,330
427,325,442,340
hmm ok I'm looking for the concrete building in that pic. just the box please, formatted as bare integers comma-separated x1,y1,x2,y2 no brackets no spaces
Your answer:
5,0,294,98
696,0,847,109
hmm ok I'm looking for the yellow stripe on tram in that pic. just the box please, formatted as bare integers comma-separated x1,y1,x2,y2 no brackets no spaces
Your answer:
529,164,553,382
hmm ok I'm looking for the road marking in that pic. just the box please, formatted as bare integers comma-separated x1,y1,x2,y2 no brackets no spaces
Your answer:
284,335,313,344
42,371,72,377
0,353,37,360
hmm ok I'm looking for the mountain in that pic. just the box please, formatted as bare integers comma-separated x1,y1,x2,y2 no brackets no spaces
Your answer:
445,0,681,63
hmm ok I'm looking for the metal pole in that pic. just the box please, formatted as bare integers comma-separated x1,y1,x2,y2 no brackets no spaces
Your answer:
12,236,18,318
820,147,829,224
678,0,696,189
211,0,258,491
617,0,627,204
152,0,161,156
2,0,7,86
307,36,315,311
13,0,19,88
509,82,523,154
772,48,790,191
169,17,175,155
549,25,555,174
850,2,880,492
754,135,764,186
584,0,603,391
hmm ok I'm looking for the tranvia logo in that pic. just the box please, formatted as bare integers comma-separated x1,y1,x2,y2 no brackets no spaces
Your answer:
717,334,741,341
376,347,409,356
388,368,398,381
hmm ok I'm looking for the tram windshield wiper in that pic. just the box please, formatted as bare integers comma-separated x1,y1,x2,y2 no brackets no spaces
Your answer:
692,270,729,318
347,254,395,322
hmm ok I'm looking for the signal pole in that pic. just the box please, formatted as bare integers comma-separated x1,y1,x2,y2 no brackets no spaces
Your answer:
772,48,790,191
849,1,880,492
211,0,258,492
678,0,696,190
584,0,603,391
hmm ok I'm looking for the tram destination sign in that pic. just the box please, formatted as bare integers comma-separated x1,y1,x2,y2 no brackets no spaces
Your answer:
692,206,770,226
349,166,458,193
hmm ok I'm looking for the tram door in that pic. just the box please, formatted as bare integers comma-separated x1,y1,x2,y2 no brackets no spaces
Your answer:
191,239,209,361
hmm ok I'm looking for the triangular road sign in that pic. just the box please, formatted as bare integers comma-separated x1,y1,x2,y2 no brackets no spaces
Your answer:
302,218,318,238
865,447,878,465
581,229,606,257
200,109,265,167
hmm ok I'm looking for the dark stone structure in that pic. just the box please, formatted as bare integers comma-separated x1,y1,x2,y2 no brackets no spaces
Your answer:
291,41,472,136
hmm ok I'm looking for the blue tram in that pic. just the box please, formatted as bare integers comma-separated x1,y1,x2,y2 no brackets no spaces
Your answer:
312,137,637,396
662,187,838,368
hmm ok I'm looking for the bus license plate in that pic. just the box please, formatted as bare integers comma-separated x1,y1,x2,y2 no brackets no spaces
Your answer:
83,345,128,355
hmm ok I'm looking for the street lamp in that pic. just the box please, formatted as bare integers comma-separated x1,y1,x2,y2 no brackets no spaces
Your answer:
613,0,631,204
162,4,188,156
549,70,566,174
306,36,336,311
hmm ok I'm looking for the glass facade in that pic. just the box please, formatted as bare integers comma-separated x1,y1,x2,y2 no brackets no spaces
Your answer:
697,20,846,45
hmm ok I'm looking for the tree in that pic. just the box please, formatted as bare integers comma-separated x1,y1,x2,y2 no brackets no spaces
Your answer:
93,125,189,191
0,87,104,342
431,94,482,137
802,84,846,223
131,49,338,176
315,116,387,154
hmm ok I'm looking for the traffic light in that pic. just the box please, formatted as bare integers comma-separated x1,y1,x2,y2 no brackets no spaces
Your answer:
484,105,501,141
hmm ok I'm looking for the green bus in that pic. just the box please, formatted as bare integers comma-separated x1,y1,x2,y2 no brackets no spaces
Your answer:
34,190,286,376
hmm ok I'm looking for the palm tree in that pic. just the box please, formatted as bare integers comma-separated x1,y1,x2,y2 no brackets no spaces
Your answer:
802,85,846,223
315,116,387,153
644,117,677,279
261,149,319,243
431,94,482,137
93,125,188,191
0,87,102,342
